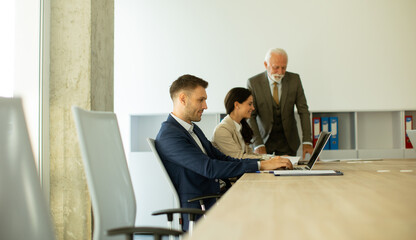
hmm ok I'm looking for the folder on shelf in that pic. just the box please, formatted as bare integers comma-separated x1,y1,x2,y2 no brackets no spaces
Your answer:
321,117,330,150
405,116,413,149
312,117,321,147
329,117,339,150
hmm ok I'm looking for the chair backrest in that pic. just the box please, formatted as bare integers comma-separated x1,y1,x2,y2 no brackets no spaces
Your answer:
0,97,55,240
72,107,136,240
407,129,416,149
147,138,181,210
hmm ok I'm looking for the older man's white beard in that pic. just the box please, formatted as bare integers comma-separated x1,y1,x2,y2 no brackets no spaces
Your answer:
270,73,284,82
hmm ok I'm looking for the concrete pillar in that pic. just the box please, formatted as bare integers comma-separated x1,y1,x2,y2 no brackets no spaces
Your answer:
49,0,114,239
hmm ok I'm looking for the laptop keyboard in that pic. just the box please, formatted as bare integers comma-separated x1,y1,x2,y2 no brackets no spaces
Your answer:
293,167,305,170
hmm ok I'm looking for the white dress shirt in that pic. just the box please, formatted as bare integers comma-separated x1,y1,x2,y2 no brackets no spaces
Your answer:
170,113,207,154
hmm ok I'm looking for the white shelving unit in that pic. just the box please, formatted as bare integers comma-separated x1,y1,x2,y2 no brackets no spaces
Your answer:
404,110,416,159
131,110,416,159
313,110,416,160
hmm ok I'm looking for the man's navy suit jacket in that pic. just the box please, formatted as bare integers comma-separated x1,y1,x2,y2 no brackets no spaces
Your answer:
155,115,259,230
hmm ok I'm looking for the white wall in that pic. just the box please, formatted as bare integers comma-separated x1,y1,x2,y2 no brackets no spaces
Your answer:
115,0,416,151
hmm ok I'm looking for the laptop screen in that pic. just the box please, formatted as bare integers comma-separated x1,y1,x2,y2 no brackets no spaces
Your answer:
307,131,332,169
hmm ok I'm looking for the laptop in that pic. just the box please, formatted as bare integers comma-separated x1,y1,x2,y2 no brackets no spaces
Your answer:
407,129,416,149
274,131,343,176
292,131,332,170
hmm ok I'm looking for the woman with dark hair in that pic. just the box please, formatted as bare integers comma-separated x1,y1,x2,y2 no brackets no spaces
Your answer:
212,87,272,160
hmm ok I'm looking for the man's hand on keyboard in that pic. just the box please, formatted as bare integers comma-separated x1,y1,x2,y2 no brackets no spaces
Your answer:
260,156,293,170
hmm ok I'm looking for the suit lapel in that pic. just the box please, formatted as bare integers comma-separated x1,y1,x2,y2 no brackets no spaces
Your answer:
193,125,211,155
280,75,288,113
224,116,244,148
232,124,244,149
260,72,274,114
167,115,204,151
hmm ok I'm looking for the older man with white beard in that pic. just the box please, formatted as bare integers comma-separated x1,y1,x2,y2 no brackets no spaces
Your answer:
247,48,313,159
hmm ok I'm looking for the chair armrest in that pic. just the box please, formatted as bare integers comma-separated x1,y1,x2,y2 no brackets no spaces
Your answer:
152,208,205,221
187,194,222,203
107,226,182,239
152,208,205,216
187,194,223,211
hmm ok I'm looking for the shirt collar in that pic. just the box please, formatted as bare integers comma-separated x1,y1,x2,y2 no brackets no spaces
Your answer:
170,113,194,132
232,119,242,132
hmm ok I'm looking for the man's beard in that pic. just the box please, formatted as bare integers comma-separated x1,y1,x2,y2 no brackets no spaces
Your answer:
270,73,284,81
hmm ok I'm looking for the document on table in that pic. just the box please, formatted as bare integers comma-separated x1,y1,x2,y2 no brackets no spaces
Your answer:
273,170,343,176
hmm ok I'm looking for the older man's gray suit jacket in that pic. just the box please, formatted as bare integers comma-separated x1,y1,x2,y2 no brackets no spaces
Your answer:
247,71,312,153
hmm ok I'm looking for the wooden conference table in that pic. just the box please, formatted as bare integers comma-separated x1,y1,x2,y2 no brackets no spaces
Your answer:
184,159,416,240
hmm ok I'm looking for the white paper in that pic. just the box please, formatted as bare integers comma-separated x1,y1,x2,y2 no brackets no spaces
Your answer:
274,170,339,175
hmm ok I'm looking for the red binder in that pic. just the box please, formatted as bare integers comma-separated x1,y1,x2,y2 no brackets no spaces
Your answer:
312,117,321,147
405,116,413,149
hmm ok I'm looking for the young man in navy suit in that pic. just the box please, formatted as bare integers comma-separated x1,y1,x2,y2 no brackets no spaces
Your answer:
155,74,292,231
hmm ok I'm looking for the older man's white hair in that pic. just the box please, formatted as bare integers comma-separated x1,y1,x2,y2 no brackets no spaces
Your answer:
264,48,288,64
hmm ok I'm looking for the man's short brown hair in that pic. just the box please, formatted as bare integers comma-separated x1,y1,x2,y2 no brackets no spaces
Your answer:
169,74,208,99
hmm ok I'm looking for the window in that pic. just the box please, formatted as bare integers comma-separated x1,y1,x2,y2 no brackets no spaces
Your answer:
0,2,15,97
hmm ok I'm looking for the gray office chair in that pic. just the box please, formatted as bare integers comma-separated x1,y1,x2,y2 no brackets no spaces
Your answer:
147,138,222,234
72,107,202,240
0,97,56,240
